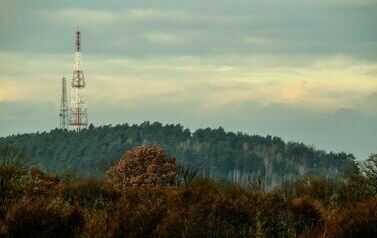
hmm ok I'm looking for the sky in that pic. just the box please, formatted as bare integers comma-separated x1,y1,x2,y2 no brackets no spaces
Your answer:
0,0,376,159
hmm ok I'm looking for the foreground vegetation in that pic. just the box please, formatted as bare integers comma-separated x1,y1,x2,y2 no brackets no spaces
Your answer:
0,122,356,188
0,145,376,237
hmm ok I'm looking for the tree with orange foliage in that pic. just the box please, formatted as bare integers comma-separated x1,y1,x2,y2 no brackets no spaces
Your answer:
106,145,177,189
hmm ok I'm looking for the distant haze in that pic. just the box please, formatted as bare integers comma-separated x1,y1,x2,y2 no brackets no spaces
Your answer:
0,0,376,159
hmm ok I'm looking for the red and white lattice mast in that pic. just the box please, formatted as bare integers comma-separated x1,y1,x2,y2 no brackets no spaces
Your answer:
69,29,88,131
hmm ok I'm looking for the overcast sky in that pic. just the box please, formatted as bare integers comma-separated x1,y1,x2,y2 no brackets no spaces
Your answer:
0,0,376,159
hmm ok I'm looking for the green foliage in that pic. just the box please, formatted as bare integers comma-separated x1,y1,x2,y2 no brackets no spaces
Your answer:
338,157,377,204
0,122,356,188
360,153,377,194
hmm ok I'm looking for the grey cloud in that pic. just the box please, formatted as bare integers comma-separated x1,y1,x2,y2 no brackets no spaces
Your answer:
0,1,375,59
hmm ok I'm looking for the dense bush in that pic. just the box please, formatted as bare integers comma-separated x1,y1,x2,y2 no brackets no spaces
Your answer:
62,178,118,208
3,198,82,238
291,197,324,236
106,145,177,189
0,145,375,237
109,187,171,237
0,145,27,217
326,197,377,237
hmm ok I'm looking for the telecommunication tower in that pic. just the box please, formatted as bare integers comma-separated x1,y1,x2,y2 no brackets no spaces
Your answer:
59,76,68,129
68,29,88,131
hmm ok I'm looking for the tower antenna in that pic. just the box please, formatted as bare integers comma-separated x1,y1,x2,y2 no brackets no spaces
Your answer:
68,28,88,132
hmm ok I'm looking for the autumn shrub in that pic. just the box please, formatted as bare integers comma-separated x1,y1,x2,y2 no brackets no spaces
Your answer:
0,149,27,219
80,208,111,238
210,185,258,237
259,193,295,237
326,197,377,238
24,167,64,198
291,197,325,237
158,179,261,238
106,145,177,189
280,177,342,208
157,179,298,238
109,187,171,237
171,178,225,237
3,197,83,238
0,166,25,218
61,178,118,209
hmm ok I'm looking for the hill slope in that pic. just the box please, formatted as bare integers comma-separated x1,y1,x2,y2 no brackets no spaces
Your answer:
0,122,356,187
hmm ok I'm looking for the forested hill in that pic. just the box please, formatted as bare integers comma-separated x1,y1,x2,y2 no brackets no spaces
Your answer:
0,122,355,187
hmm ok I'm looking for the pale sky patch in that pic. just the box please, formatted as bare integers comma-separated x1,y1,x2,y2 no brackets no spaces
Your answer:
145,32,189,44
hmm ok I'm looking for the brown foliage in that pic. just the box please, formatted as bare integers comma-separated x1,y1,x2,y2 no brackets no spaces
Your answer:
1,145,376,237
3,197,83,238
259,193,295,237
280,178,342,208
291,197,324,237
28,167,63,197
0,161,25,217
326,197,377,238
80,209,110,237
106,145,177,189
109,187,172,237
158,179,292,238
61,178,118,208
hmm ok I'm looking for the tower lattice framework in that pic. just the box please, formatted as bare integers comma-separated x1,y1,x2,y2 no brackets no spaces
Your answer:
69,29,88,131
59,76,68,129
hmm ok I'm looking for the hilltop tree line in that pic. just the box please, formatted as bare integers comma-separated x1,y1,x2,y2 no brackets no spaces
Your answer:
0,122,356,187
